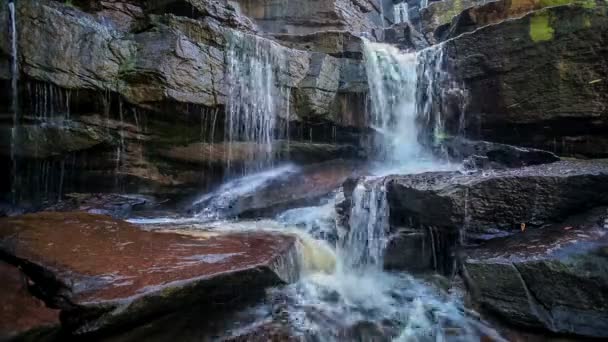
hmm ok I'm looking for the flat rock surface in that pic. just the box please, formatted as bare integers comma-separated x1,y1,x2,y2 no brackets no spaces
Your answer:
0,261,60,340
0,212,298,333
386,159,608,239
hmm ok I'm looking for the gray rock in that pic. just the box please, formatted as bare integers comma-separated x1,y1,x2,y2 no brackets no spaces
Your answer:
387,159,608,241
463,207,608,337
442,2,608,157
440,137,560,169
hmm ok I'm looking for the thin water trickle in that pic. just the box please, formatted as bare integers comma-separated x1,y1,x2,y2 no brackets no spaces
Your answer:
224,31,289,174
9,0,19,204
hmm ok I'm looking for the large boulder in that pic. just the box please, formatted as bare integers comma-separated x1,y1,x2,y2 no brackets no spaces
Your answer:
439,137,560,169
463,207,608,337
387,159,608,241
0,212,300,335
191,159,362,218
441,2,608,157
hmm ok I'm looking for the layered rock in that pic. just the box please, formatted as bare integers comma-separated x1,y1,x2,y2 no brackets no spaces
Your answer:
230,0,383,35
387,159,608,240
438,1,608,157
0,212,300,335
463,207,608,337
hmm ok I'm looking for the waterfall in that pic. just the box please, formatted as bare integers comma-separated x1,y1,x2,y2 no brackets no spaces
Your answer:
341,178,390,270
363,40,422,165
9,0,18,204
224,31,288,174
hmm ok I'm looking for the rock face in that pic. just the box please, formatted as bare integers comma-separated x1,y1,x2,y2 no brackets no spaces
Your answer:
231,0,383,35
463,207,608,337
439,1,608,157
0,261,60,341
0,0,372,204
0,212,300,335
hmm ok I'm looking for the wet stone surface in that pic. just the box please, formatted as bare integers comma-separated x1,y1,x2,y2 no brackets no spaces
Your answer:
463,207,608,337
0,261,60,341
0,212,300,335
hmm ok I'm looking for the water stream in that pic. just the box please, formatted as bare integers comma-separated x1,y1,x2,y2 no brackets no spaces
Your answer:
9,0,18,204
125,39,499,341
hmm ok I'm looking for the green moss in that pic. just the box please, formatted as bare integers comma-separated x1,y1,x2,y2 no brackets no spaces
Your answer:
539,0,574,6
530,12,555,42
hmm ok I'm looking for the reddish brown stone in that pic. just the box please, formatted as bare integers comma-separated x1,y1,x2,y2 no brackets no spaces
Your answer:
0,212,299,334
0,261,60,340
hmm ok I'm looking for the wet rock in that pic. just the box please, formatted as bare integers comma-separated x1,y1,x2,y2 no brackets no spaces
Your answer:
419,0,487,44
0,120,114,159
440,137,560,169
442,2,608,157
386,159,608,241
0,261,60,341
0,212,300,335
272,31,364,57
158,140,360,168
193,160,362,218
44,193,155,219
382,22,430,51
463,207,608,337
232,0,382,35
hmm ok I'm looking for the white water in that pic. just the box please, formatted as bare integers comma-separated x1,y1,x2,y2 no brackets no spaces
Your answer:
342,178,390,270
363,40,423,165
191,164,299,219
224,31,289,174
129,26,489,342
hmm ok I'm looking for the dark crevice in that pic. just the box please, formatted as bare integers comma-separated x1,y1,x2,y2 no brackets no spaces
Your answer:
511,263,557,332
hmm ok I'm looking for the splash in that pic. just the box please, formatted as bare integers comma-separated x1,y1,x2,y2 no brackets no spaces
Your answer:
363,40,423,164
342,178,390,270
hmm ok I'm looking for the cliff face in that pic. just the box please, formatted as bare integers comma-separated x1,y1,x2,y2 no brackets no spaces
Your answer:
1,0,607,201
0,0,376,199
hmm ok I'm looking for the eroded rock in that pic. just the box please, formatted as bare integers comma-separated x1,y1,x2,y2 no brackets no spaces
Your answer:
0,212,300,335
440,137,560,169
443,2,608,157
387,159,608,241
463,207,608,337
0,261,60,341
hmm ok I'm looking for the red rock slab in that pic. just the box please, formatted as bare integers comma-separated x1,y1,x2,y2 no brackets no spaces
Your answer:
0,212,299,334
0,261,60,340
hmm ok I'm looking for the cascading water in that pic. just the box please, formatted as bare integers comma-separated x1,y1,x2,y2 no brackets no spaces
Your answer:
224,31,289,174
9,0,18,204
363,40,422,165
342,178,390,270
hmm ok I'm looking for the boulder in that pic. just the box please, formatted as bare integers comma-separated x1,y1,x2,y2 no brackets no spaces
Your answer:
439,137,560,169
387,159,608,241
463,207,608,337
0,212,300,335
442,2,608,157
192,160,362,218
0,261,60,341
